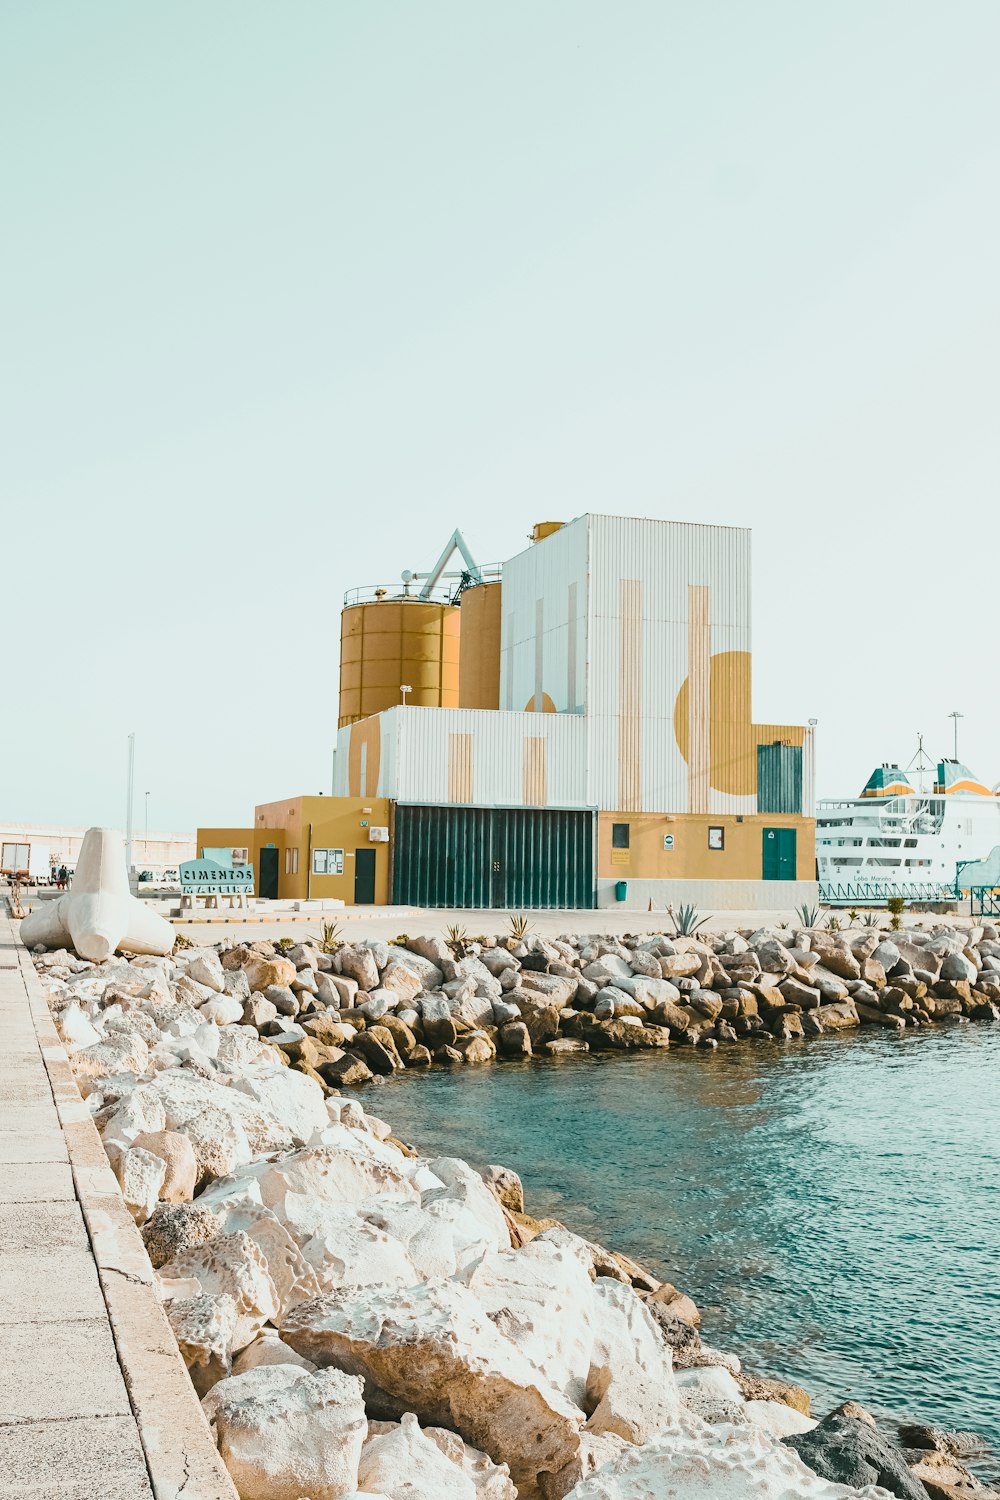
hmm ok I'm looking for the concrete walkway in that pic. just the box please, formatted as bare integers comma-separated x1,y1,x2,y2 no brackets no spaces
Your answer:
0,917,235,1499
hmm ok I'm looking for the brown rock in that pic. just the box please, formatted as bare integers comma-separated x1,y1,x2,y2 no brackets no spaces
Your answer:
320,1052,373,1087
498,1021,532,1057
243,954,297,991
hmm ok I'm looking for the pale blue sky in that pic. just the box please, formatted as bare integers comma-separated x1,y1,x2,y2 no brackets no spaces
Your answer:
4,2,999,830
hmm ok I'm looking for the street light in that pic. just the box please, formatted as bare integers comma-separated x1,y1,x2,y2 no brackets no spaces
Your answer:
144,792,150,861
400,684,412,706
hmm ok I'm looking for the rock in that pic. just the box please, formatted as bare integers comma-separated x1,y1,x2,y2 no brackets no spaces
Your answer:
780,978,822,1009
379,962,425,1005
359,1411,516,1500
616,976,682,1008
940,952,977,984
354,1025,403,1074
231,1329,317,1376
658,953,703,979
563,1422,872,1500
131,1129,197,1203
498,1021,532,1056
322,1052,374,1086
811,945,861,981
547,1037,589,1055
185,950,226,992
787,1408,930,1500
290,966,318,996
110,1144,165,1224
813,1002,860,1031
675,1363,746,1424
745,1401,818,1438
167,1293,238,1396
200,993,245,1026
161,1229,279,1352
735,1371,811,1415
897,1425,988,1459
478,1165,525,1215
203,1364,367,1500
520,972,579,1008
492,1000,521,1027
233,1069,328,1145
337,945,380,993
242,994,278,1028
243,954,298,992
586,1019,670,1051
143,1201,221,1269
422,996,460,1050
282,1278,585,1492
455,1032,496,1064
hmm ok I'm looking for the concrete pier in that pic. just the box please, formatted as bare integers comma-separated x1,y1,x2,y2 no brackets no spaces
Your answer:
0,916,235,1499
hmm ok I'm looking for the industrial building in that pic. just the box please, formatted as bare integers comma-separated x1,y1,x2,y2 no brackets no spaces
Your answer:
199,514,817,910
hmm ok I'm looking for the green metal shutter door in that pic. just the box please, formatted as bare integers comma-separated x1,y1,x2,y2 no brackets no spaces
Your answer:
757,743,803,815
393,806,594,908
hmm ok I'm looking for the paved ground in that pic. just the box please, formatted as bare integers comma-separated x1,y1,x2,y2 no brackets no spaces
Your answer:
165,904,814,943
0,915,235,1499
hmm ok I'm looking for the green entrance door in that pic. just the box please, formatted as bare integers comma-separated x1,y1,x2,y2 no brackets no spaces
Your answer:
762,827,797,881
354,847,376,904
258,846,279,899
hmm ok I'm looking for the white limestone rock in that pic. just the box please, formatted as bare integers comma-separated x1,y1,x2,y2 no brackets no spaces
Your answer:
232,1328,317,1376
184,949,226,992
167,1291,238,1396
232,1068,328,1146
359,1411,518,1499
675,1364,746,1424
561,1421,883,1500
203,1363,367,1500
161,1229,280,1351
54,1002,101,1053
281,1277,585,1492
744,1400,818,1438
214,1199,322,1315
110,1144,166,1225
131,1129,198,1203
468,1233,596,1408
199,993,245,1026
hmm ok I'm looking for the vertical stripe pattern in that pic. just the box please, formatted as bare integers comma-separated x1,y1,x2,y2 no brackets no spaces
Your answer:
447,733,474,803
567,582,577,712
523,735,548,806
617,578,641,811
688,584,711,813
533,599,544,711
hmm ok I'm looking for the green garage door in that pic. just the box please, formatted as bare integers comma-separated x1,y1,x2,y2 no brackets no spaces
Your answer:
393,805,595,909
762,826,797,881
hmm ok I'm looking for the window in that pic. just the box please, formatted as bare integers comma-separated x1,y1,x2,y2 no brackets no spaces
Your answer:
612,823,630,849
291,848,299,875
284,850,291,875
312,848,345,876
230,847,249,866
708,825,725,851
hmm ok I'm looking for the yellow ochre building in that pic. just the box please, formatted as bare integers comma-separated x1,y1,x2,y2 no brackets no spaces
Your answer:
199,514,817,910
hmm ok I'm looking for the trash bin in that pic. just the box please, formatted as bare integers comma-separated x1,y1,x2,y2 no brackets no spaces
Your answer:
615,880,628,902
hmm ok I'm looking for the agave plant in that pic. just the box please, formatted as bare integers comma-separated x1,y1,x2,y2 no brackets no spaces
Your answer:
823,914,843,932
172,933,192,952
389,932,411,946
667,902,711,937
508,913,532,940
862,911,881,928
273,936,295,953
313,920,343,954
847,908,859,926
445,922,469,955
795,903,820,928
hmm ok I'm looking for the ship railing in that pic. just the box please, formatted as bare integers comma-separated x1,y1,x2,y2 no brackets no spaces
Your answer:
819,879,958,907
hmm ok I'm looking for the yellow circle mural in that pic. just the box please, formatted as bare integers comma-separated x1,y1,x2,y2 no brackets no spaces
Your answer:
672,650,757,797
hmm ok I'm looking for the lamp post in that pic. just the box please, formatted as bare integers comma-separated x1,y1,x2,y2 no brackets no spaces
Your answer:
400,684,412,707
144,792,150,865
125,732,135,872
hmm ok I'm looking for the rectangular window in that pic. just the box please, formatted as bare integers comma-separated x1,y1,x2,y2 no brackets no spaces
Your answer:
708,825,725,851
291,848,299,875
612,822,630,849
284,850,290,875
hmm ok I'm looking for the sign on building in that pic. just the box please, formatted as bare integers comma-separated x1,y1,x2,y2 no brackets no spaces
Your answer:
312,848,345,876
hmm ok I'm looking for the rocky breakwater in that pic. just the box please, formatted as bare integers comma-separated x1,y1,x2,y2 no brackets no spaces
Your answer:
26,936,999,1500
161,920,1000,1097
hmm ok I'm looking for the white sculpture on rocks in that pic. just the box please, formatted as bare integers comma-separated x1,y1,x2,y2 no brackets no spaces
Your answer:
20,827,175,961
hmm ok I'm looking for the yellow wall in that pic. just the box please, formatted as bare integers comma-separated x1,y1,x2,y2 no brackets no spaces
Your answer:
252,795,392,904
599,811,815,883
196,826,286,895
338,600,461,729
458,582,502,710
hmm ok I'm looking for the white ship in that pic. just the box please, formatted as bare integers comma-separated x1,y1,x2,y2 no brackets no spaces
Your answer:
816,757,1000,905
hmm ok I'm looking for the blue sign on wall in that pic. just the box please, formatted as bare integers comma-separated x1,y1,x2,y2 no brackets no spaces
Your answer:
180,858,255,896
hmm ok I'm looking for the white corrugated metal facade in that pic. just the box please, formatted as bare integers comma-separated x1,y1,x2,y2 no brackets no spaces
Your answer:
334,513,813,817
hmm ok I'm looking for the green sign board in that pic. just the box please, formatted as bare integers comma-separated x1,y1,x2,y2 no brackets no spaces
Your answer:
180,858,255,896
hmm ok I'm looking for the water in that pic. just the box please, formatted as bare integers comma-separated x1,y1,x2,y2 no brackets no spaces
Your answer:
376,1028,1000,1465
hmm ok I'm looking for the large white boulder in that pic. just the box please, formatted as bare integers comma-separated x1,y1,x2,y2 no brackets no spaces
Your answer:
160,1229,280,1351
20,828,174,960
562,1422,879,1500
282,1277,586,1490
203,1363,367,1500
359,1411,518,1499
232,1069,328,1146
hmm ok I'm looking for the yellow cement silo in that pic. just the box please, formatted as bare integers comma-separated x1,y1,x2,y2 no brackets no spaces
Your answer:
458,581,502,710
338,596,461,728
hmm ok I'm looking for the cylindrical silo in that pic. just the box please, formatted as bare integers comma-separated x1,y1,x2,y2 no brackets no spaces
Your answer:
338,596,461,728
458,581,502,710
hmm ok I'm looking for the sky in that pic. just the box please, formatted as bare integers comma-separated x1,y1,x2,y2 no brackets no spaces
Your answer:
3,2,999,833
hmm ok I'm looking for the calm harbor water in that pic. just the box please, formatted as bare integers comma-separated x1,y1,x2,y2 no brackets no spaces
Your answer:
377,1027,1000,1463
